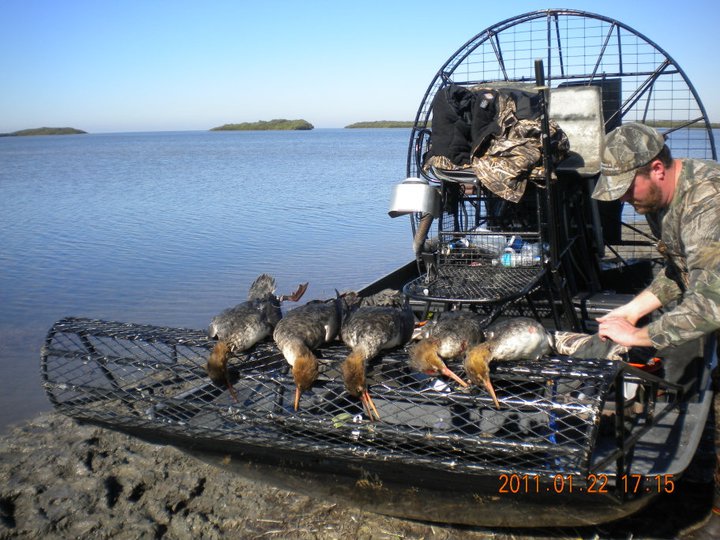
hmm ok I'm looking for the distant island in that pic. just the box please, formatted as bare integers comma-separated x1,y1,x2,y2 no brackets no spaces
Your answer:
345,121,414,128
210,119,313,131
649,120,720,129
0,127,87,137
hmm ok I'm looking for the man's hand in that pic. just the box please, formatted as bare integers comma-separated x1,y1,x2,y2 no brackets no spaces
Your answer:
596,290,662,326
597,316,653,347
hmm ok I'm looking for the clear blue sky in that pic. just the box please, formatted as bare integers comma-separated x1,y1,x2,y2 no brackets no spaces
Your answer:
1,0,718,133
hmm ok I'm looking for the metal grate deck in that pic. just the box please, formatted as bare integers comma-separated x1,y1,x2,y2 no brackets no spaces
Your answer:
404,264,545,305
39,316,637,478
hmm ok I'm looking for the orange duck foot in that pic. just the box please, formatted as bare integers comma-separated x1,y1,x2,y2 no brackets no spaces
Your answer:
280,282,309,302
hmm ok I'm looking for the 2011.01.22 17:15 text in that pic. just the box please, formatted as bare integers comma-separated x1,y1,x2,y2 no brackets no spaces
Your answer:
497,474,675,494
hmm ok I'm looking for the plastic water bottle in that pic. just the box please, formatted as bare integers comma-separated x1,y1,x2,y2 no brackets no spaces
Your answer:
500,247,519,267
468,227,506,255
520,242,542,266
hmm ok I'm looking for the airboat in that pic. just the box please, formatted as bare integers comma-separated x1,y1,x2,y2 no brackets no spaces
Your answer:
41,9,716,527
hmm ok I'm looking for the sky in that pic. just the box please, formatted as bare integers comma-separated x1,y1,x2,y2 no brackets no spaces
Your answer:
1,0,718,133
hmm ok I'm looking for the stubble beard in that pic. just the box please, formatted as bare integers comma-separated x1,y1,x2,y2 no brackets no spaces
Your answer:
630,182,664,215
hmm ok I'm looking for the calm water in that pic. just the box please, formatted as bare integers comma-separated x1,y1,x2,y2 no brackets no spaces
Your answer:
0,129,414,433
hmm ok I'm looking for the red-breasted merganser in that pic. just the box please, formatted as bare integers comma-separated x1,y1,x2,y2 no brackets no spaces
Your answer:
206,274,308,400
273,291,358,411
464,317,552,408
408,310,486,387
340,290,415,421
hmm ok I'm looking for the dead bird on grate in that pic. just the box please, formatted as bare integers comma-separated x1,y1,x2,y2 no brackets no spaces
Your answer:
464,317,552,408
340,289,415,421
206,274,308,401
273,291,360,411
408,310,487,388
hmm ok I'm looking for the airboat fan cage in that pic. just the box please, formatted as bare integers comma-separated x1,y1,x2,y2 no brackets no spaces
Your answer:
400,9,717,313
407,8,716,181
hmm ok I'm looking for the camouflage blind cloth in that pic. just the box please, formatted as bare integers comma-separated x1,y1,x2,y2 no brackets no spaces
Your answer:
424,85,569,202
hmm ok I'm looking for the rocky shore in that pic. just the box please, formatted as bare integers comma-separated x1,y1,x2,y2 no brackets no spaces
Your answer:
0,412,714,539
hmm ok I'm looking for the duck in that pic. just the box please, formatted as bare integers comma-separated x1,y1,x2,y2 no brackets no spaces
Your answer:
464,317,552,408
340,289,415,421
273,291,359,411
206,274,308,400
408,310,486,388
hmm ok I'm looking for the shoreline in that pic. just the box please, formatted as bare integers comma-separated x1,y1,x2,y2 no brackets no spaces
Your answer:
0,410,715,538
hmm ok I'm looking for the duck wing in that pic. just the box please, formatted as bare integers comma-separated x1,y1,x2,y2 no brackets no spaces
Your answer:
426,311,486,358
208,301,254,339
484,317,551,361
209,299,277,352
341,304,414,358
273,301,339,350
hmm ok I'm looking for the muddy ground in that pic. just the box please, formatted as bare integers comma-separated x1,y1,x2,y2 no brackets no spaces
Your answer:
0,410,715,540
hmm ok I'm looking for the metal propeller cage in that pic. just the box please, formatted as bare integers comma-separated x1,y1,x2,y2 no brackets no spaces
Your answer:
406,9,716,284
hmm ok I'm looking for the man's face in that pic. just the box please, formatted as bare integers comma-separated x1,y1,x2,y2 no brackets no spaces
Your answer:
620,172,664,214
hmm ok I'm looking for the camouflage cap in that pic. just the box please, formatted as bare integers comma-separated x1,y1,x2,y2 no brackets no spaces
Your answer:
591,122,666,201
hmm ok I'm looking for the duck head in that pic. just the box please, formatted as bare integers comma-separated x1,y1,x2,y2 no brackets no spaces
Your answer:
408,339,468,387
292,351,319,411
341,349,380,421
464,342,500,408
206,341,238,402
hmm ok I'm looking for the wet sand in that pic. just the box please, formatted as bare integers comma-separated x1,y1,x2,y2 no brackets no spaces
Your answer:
0,406,715,539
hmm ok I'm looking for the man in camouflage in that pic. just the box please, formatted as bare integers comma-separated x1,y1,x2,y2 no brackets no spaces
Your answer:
592,122,720,536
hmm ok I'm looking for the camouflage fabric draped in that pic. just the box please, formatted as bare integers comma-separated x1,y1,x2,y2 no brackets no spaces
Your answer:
425,89,569,202
471,113,568,203
645,159,720,349
552,331,629,361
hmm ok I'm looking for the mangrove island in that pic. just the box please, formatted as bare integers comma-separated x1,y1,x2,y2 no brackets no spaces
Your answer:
0,127,87,137
210,119,313,131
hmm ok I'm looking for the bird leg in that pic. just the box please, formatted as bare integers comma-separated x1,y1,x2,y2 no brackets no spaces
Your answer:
279,282,309,302
361,389,380,421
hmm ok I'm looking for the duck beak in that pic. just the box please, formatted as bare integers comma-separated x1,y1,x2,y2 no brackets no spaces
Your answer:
484,378,500,409
225,375,239,403
294,386,302,411
440,365,469,387
361,390,380,421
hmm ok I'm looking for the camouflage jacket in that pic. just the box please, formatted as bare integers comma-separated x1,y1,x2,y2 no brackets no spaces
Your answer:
645,159,720,349
424,87,569,202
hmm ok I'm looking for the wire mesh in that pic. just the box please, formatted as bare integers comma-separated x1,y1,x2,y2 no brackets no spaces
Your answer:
408,9,715,174
41,316,634,478
404,265,545,306
405,9,715,272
